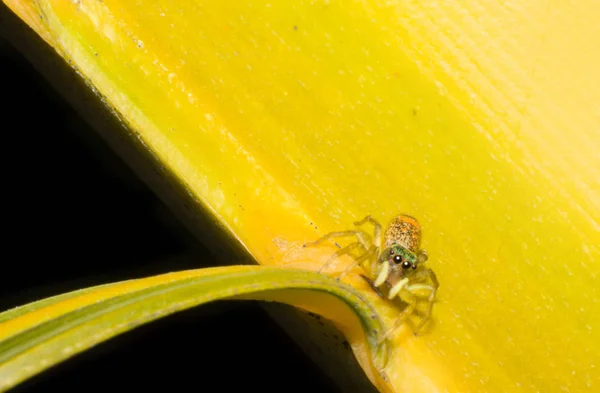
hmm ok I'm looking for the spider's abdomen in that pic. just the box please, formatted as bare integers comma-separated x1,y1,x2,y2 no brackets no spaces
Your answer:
384,214,422,252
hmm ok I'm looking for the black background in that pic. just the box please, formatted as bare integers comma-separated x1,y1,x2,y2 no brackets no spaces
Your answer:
0,32,341,393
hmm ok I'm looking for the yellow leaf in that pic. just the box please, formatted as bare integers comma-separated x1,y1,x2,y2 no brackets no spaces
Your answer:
2,0,599,392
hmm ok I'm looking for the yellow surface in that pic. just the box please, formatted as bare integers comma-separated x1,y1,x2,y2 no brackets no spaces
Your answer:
3,0,599,391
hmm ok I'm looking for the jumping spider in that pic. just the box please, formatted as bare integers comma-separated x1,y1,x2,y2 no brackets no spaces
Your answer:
305,214,439,341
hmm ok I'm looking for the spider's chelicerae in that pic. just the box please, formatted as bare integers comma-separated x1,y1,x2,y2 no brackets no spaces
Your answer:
305,214,439,341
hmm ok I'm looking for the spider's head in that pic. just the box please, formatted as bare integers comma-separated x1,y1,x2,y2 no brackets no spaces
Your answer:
387,244,421,274
374,244,429,287
382,244,428,278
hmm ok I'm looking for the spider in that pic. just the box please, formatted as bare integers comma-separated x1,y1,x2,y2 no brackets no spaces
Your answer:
304,214,439,341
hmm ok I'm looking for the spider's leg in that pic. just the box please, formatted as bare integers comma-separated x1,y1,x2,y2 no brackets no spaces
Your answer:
353,215,383,248
377,288,418,344
407,268,439,334
420,267,439,289
411,284,437,334
304,230,372,250
401,282,434,321
406,288,437,334
417,249,429,263
411,268,439,301
317,242,363,273
337,246,378,281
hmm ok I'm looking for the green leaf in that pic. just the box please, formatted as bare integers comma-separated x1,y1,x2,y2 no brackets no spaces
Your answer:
0,266,391,392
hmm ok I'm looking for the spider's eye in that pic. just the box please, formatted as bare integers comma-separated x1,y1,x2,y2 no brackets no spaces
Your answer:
389,249,395,255
412,264,417,269
393,255,402,264
401,261,411,270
